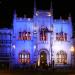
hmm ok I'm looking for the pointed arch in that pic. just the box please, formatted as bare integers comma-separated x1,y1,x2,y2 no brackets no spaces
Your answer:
34,0,36,16
18,50,30,64
56,50,67,64
38,48,49,55
50,0,53,15
38,48,50,66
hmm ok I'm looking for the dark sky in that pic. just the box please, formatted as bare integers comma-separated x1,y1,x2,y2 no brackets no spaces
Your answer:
0,0,75,31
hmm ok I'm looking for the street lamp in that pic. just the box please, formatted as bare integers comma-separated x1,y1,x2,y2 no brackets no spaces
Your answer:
49,25,53,66
33,25,38,32
33,24,38,66
12,45,16,49
71,46,74,52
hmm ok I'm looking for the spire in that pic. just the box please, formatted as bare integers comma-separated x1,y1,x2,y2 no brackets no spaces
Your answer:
60,16,62,20
50,0,53,15
61,19,63,33
68,13,72,21
61,25,63,33
34,0,36,16
13,9,17,28
13,9,17,19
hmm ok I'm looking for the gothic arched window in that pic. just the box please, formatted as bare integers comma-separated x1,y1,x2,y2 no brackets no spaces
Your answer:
18,31,31,40
57,50,67,64
40,26,48,41
56,32,67,41
18,50,30,64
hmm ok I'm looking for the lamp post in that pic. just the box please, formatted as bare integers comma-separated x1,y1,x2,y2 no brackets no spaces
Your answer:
49,25,53,66
33,24,38,66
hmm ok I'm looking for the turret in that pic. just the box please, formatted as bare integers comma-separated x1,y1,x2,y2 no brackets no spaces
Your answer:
50,0,53,16
49,0,53,24
13,10,17,29
34,0,36,16
68,13,72,22
13,9,17,20
68,13,73,37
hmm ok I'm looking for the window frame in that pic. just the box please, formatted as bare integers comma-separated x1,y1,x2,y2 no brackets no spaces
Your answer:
18,51,30,64
57,51,67,64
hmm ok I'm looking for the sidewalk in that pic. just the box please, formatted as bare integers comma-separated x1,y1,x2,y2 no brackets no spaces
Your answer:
11,68,75,75
0,67,75,75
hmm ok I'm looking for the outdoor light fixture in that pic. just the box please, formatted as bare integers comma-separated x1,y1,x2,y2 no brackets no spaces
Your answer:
48,12,51,16
12,45,16,49
36,12,38,16
71,46,74,53
34,45,36,50
50,25,53,32
33,25,38,35
48,25,53,66
33,25,38,31
70,46,75,66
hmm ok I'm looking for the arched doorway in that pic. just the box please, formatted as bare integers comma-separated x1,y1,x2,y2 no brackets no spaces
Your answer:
40,51,47,66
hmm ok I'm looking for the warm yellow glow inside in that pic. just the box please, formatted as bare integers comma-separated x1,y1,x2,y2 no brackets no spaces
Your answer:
41,55,43,57
38,59,40,66
71,46,74,52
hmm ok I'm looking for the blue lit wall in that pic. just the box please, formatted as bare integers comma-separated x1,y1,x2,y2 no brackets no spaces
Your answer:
0,28,12,64
12,10,73,65
53,19,72,64
12,16,34,64
0,9,73,66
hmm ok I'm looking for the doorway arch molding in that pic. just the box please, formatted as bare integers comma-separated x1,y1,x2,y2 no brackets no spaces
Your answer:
37,48,50,66
38,48,50,56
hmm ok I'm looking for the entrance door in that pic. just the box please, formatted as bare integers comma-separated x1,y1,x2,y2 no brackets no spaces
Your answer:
40,51,47,66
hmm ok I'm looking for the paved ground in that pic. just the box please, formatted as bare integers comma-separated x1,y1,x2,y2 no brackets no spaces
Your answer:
0,67,75,75
0,68,75,75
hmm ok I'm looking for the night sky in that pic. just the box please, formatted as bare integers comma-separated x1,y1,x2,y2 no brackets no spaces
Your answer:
0,0,75,33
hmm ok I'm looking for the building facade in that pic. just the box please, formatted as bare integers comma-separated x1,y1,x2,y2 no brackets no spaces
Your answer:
0,1,73,67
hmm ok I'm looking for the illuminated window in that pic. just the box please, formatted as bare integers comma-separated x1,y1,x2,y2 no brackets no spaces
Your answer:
40,27,48,41
56,32,67,41
25,55,27,58
19,51,30,64
57,51,67,64
40,32,47,41
20,54,21,58
60,32,62,40
18,31,31,40
27,55,29,58
22,54,24,58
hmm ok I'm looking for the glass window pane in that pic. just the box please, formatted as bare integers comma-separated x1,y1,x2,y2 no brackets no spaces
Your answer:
19,54,21,58
57,51,67,64
27,55,29,58
25,55,27,58
22,58,24,63
59,55,61,58
22,54,24,58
